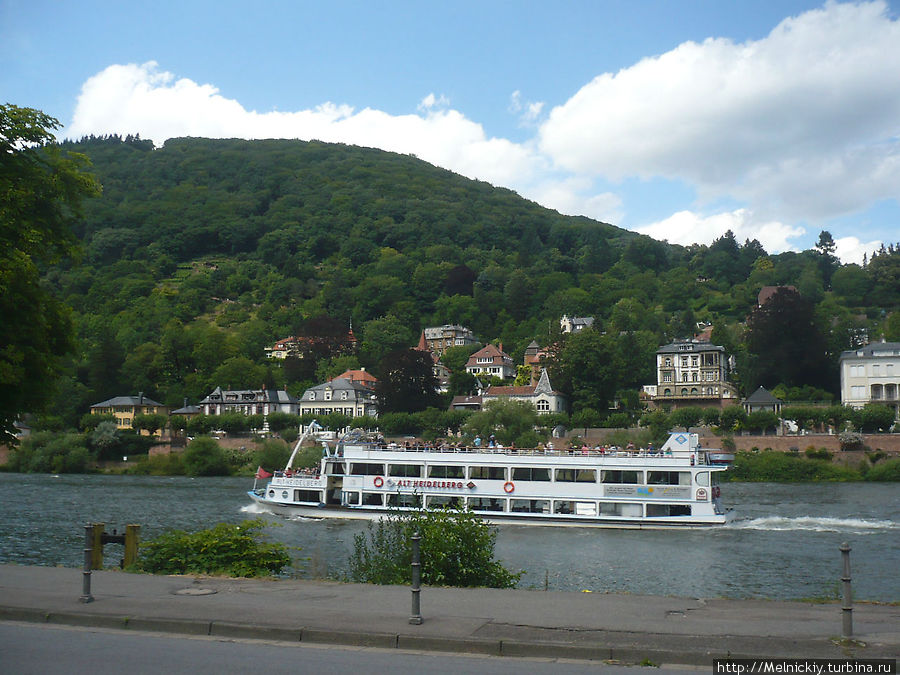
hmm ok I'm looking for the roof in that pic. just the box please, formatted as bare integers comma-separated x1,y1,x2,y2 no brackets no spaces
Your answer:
839,341,900,360
484,371,561,398
302,378,376,402
331,369,377,386
656,340,724,355
758,285,798,306
91,395,165,408
199,387,299,404
449,395,482,408
743,386,782,405
171,404,201,415
465,343,513,366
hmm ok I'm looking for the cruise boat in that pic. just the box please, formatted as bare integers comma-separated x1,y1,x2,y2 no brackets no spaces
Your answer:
248,426,732,528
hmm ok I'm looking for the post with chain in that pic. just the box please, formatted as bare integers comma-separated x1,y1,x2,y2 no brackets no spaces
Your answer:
80,523,94,603
409,530,423,624
840,542,853,638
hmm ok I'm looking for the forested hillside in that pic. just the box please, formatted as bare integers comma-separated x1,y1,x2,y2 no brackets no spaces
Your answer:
39,135,899,428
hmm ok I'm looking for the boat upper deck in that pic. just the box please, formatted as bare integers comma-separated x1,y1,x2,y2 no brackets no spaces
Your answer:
333,442,723,468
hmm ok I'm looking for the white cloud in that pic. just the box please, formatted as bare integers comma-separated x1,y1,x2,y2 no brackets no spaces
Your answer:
527,176,624,224
417,92,450,111
509,90,545,126
539,1,900,224
834,236,883,265
635,209,805,253
68,62,539,189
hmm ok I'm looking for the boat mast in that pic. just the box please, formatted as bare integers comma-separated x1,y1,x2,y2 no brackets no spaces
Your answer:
285,419,321,471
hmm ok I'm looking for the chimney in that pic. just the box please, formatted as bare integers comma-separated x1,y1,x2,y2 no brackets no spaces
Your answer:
139,391,144,406
183,397,188,408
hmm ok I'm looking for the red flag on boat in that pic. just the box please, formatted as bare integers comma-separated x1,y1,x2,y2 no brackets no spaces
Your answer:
255,466,272,479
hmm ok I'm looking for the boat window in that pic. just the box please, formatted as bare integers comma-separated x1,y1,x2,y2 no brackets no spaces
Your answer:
512,467,551,481
389,464,423,478
695,471,709,487
647,471,692,486
599,502,643,517
327,461,345,475
387,493,422,508
646,504,692,517
510,499,550,513
349,462,385,475
467,497,505,511
469,466,507,480
362,492,383,506
555,468,596,482
428,465,465,479
553,500,576,514
426,495,462,509
601,470,641,484
342,491,360,506
292,489,322,503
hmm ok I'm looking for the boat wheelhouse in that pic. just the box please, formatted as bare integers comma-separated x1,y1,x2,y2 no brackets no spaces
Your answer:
249,429,732,528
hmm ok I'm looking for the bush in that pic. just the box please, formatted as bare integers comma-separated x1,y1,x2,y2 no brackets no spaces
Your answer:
181,437,230,476
134,519,291,576
8,431,93,473
865,458,900,481
726,451,861,482
804,447,832,461
127,452,184,475
348,507,521,588
254,439,292,471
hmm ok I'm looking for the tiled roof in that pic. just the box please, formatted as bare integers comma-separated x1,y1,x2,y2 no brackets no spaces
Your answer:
91,395,164,408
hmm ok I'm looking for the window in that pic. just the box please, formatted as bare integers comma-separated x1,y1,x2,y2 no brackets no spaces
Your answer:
664,357,672,367
600,502,643,517
308,392,316,400
342,491,360,506
428,465,464,479
341,391,349,400
851,386,865,399
510,499,550,513
647,471,692,486
349,463,385,475
467,497,505,511
469,466,507,480
512,467,551,481
387,494,421,508
292,489,322,503
536,400,550,412
362,493,383,506
646,504,692,517
871,384,883,400
324,390,332,401
601,470,641,484
555,468,596,482
389,464,423,478
426,495,462,509
663,372,672,383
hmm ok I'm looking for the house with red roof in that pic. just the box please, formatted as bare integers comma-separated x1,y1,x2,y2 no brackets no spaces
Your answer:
465,343,516,380
482,370,567,414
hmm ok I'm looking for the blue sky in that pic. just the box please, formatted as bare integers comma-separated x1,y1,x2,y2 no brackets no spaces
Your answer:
3,0,898,263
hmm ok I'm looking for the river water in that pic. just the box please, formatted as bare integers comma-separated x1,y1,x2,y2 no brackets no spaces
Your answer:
1,474,897,601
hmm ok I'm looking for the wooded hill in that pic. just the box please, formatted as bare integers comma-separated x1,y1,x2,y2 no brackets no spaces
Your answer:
39,135,899,428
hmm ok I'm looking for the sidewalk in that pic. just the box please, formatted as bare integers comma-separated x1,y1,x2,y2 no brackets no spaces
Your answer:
1,564,897,665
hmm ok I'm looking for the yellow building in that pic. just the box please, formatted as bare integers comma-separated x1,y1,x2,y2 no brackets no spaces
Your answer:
90,394,169,431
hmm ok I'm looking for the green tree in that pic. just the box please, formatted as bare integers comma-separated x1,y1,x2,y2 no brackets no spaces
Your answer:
0,105,101,441
374,348,440,414
181,436,230,476
462,399,542,447
132,413,166,436
348,507,520,588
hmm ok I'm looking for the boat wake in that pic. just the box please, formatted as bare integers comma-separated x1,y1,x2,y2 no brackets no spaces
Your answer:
240,503,268,514
729,516,898,533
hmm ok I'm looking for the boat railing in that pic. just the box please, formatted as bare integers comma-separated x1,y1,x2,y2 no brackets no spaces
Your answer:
348,443,710,464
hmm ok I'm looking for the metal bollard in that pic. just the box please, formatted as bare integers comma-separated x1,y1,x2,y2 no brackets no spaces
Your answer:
80,523,94,603
409,530,423,624
840,542,853,638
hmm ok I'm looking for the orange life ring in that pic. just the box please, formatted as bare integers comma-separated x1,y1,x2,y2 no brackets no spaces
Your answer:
373,476,384,488
503,481,515,493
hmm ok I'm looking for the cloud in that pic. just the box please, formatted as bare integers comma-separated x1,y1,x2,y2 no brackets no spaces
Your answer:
635,209,805,253
509,90,545,126
834,236,883,265
539,1,900,224
67,62,540,188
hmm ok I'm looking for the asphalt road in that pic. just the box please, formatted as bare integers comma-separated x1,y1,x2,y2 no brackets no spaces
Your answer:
0,621,703,675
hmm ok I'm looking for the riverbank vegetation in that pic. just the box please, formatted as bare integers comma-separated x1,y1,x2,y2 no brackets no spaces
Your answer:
348,507,521,588
133,519,291,577
725,450,900,482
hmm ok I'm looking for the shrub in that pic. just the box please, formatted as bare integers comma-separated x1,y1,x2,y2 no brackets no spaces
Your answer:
127,452,184,475
865,458,900,481
254,439,292,472
726,451,861,482
839,431,865,452
134,519,291,576
181,437,230,476
348,507,521,588
9,431,93,473
804,447,832,461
